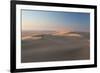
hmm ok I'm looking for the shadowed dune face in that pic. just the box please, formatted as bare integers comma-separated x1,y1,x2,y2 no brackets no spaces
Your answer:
21,31,90,63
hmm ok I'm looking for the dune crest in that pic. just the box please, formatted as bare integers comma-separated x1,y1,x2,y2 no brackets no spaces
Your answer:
22,36,42,40
67,33,81,37
52,31,82,37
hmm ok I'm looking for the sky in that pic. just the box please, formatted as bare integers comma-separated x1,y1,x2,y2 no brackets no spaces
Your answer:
22,10,90,32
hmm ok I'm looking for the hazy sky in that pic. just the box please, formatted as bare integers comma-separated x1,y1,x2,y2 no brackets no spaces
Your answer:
22,10,90,32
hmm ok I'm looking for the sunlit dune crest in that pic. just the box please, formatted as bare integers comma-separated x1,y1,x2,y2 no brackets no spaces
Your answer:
52,31,69,36
32,33,42,36
22,36,42,40
51,30,81,37
22,36,32,40
32,37,42,40
67,33,82,37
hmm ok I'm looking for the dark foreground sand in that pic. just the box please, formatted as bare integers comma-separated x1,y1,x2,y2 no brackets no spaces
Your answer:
21,32,90,63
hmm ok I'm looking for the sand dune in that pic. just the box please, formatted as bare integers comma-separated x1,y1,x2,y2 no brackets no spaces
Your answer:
21,31,90,63
66,33,82,37
22,36,42,40
52,31,82,37
22,36,32,40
